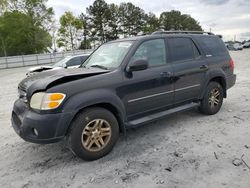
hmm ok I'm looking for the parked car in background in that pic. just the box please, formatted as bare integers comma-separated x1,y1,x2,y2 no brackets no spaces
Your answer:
233,43,243,50
243,42,250,48
226,43,243,51
226,43,235,51
26,54,90,76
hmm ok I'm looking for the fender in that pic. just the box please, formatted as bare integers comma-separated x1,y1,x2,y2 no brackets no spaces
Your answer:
62,88,127,133
200,68,227,99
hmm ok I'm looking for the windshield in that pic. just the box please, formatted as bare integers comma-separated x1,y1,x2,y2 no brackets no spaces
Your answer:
52,56,72,68
83,41,133,69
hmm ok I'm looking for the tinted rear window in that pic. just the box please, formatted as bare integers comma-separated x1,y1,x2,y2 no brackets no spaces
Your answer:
168,37,200,62
198,36,228,56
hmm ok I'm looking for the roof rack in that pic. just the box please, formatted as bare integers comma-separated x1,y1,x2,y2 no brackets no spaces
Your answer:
151,30,215,36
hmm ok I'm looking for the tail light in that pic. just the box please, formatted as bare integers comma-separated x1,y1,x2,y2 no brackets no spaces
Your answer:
229,59,235,70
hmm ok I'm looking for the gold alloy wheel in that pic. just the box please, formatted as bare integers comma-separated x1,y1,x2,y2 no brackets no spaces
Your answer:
81,119,112,152
208,88,220,109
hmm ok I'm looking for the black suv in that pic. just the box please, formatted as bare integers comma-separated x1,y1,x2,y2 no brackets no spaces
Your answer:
12,31,236,160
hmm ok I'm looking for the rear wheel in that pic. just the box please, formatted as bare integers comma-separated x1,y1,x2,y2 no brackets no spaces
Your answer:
199,81,223,115
68,107,119,161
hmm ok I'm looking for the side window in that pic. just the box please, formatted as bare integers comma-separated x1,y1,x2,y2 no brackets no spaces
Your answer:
66,57,82,67
199,36,228,56
81,56,89,63
130,39,166,67
168,38,200,62
193,44,200,57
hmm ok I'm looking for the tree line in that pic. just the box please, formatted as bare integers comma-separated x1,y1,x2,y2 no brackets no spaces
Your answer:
59,0,202,50
0,0,202,57
0,0,53,57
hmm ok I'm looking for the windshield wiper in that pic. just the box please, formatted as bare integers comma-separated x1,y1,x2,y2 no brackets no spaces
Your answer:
90,65,109,70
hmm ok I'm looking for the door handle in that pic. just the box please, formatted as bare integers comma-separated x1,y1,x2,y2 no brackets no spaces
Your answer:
200,65,208,70
160,71,173,78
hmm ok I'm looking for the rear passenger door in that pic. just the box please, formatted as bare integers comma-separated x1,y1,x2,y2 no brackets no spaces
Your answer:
167,37,207,104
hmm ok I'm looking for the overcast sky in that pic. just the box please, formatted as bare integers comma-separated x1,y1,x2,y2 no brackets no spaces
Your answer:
47,0,250,41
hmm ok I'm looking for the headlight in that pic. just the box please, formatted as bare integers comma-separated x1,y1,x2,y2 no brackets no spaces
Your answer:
30,92,66,110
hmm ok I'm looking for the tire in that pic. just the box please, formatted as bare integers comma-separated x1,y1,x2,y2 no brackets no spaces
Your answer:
199,81,224,115
68,107,119,161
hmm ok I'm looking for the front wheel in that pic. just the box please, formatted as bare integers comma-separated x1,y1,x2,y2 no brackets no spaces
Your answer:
68,107,119,161
199,81,224,115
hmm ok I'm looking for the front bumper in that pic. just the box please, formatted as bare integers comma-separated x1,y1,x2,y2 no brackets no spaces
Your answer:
11,99,74,144
227,74,236,89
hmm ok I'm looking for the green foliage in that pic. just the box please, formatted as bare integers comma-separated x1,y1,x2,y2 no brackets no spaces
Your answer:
79,0,202,48
0,0,53,56
0,11,51,56
0,0,54,29
160,10,202,31
105,3,120,40
118,2,146,37
86,0,110,43
23,0,54,29
79,39,92,50
57,11,83,50
0,0,8,14
1,0,203,55
143,12,160,34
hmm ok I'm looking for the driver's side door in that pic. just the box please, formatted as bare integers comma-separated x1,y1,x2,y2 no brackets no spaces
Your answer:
122,38,174,120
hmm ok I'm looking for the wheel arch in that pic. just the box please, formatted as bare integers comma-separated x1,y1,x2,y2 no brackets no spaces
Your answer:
209,76,227,98
62,89,127,136
201,70,227,99
73,103,125,133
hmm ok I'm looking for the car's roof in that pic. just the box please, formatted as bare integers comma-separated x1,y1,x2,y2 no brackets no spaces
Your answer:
110,36,145,42
108,33,220,43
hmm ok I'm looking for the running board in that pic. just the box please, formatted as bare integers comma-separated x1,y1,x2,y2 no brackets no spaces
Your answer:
126,102,199,127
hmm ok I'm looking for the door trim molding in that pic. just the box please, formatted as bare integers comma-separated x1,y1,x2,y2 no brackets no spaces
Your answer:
128,84,200,103
175,84,200,92
128,90,174,103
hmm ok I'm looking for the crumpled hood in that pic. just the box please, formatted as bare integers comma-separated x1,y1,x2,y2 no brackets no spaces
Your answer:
18,68,110,96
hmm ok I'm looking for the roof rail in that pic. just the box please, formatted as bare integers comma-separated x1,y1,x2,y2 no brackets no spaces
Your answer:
152,30,215,36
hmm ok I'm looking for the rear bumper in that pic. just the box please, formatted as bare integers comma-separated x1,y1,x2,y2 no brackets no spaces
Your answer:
11,99,74,144
226,74,236,89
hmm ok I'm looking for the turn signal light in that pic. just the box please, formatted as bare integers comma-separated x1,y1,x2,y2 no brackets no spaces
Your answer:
48,101,60,109
50,93,65,101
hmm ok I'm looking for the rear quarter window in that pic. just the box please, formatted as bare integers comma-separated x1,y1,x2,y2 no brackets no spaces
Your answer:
198,36,228,56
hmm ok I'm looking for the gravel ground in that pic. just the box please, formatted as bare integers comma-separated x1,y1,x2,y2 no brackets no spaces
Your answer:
0,49,250,188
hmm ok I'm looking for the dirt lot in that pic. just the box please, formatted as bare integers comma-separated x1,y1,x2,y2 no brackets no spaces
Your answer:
0,49,250,188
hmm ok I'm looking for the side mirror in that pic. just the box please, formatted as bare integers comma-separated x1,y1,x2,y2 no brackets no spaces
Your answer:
127,59,148,72
63,63,68,68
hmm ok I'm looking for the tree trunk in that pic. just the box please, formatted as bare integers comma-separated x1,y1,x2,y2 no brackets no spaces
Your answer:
1,38,7,57
70,26,74,50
